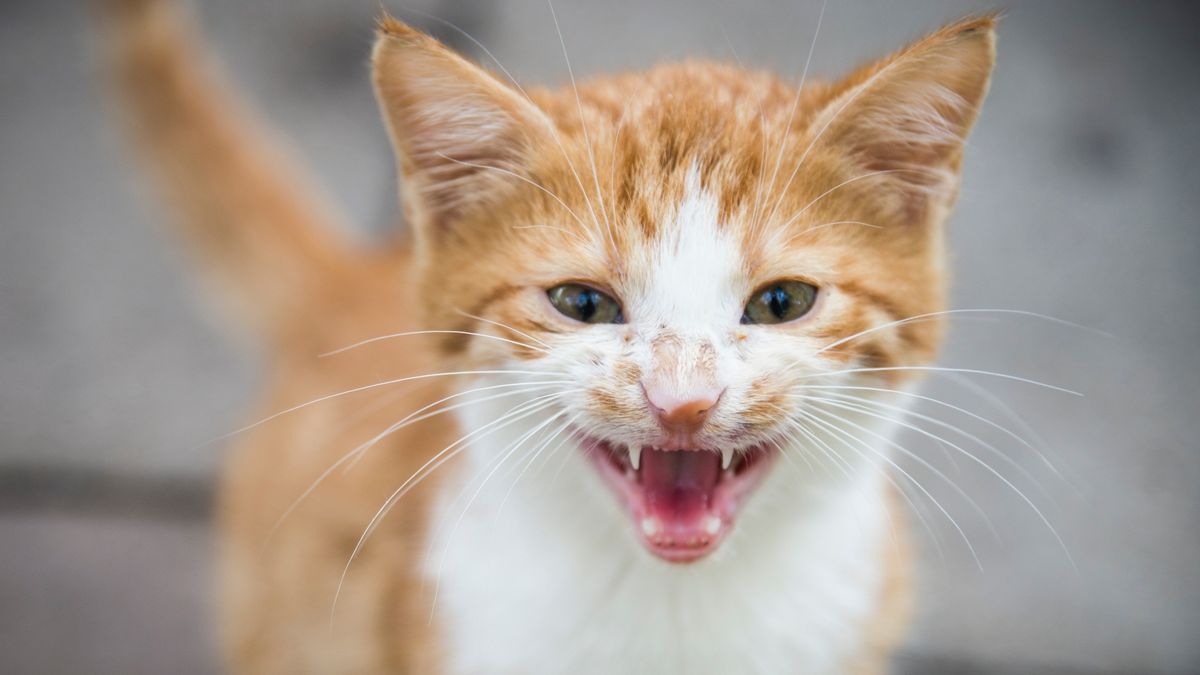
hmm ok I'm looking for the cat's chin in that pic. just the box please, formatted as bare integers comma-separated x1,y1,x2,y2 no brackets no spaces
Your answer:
580,435,775,563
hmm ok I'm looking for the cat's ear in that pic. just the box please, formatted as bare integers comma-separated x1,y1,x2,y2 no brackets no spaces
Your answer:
372,16,551,239
813,15,997,224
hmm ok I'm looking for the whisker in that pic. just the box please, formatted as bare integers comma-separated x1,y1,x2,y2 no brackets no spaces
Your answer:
754,0,828,235
529,414,585,481
943,373,1082,497
777,410,864,482
793,383,1063,487
718,23,781,249
807,391,1059,508
795,364,1082,397
546,0,617,253
796,405,984,568
768,436,817,473
809,308,1104,361
810,396,1076,570
434,153,591,234
776,412,945,565
453,310,553,350
427,407,571,617
767,404,857,485
494,413,579,519
330,390,576,626
606,102,631,234
262,380,572,547
201,368,564,449
771,407,913,558
799,400,998,540
320,329,549,358
773,168,912,233
783,219,882,244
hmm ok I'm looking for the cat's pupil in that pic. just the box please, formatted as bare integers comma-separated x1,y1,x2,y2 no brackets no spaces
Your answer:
574,289,597,321
767,286,790,319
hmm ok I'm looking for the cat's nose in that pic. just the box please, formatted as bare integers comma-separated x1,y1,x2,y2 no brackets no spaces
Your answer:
642,383,724,443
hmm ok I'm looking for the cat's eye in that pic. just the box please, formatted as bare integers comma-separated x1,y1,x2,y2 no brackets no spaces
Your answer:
742,280,818,325
547,283,623,324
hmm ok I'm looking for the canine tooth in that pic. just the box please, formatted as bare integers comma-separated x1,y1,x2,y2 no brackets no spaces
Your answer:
721,447,735,470
629,446,642,470
704,515,722,536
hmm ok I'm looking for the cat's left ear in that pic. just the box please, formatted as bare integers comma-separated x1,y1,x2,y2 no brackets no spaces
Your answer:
372,16,552,241
813,15,997,224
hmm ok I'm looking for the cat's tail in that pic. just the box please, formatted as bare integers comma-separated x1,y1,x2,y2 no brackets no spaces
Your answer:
101,0,359,341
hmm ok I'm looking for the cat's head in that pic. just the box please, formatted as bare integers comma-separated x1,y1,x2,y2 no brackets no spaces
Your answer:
373,16,995,562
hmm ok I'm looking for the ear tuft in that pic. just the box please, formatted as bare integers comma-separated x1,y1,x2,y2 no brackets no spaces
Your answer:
375,12,431,43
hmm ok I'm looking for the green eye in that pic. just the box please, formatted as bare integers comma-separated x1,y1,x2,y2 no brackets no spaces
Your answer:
742,280,818,325
547,283,623,324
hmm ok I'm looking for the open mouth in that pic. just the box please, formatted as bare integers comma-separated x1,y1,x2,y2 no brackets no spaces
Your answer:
582,437,775,563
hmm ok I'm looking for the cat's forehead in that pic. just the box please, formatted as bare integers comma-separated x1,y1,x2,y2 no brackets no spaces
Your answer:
624,167,747,329
535,61,827,237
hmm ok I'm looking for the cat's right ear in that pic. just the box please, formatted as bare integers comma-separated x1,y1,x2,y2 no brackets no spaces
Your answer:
372,16,551,241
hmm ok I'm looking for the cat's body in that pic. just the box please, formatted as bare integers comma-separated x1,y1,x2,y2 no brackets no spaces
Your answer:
105,1,994,672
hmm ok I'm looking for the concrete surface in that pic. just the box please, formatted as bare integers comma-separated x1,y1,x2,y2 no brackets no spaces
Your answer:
0,0,1197,672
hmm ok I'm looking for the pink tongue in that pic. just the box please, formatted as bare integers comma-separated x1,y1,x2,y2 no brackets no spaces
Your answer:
639,448,721,527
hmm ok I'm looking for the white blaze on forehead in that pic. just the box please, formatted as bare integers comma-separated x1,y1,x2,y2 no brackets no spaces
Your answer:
635,167,745,332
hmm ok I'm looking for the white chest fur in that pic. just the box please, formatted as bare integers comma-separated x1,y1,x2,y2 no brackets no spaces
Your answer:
426,404,893,675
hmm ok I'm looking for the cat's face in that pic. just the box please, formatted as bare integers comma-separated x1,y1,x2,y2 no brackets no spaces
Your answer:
374,18,994,561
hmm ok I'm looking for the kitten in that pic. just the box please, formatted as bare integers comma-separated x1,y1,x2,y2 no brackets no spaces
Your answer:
105,0,995,672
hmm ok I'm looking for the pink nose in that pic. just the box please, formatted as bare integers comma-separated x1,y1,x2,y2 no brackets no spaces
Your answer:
643,384,723,439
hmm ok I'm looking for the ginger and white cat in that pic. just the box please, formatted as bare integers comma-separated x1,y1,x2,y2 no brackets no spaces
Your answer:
106,1,995,672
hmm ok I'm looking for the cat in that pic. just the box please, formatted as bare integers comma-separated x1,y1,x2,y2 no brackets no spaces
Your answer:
104,0,995,672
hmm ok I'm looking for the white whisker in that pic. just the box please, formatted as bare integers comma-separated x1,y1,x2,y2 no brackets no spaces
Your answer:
811,396,1075,570
796,405,984,568
320,329,549,358
755,0,827,235
494,413,579,518
776,411,945,564
201,368,563,449
800,400,998,540
262,380,570,547
797,364,1082,397
453,310,553,350
810,308,1105,361
808,391,1059,508
434,152,591,233
546,0,617,254
331,389,576,626
783,219,881,244
775,169,909,232
793,383,1062,489
427,406,571,617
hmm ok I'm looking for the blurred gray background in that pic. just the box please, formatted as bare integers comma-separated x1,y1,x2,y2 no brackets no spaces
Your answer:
1,0,1198,673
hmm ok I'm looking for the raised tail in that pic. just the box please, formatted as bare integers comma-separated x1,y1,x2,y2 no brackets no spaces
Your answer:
102,0,358,341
